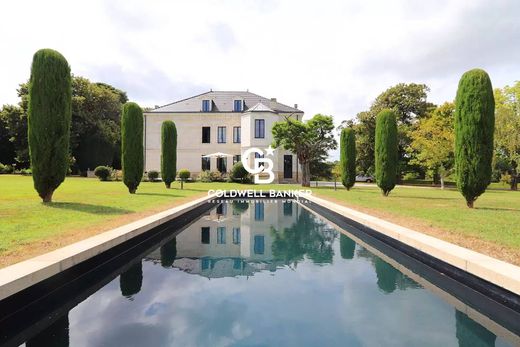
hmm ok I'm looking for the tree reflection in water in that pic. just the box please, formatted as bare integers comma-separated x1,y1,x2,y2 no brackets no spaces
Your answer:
271,209,337,266
340,234,356,260
119,261,143,298
160,237,177,268
26,314,69,347
456,311,496,347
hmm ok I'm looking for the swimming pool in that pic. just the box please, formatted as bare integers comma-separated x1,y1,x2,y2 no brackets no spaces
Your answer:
2,199,519,346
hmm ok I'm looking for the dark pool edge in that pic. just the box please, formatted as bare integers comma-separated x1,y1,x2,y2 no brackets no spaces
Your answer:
298,197,520,336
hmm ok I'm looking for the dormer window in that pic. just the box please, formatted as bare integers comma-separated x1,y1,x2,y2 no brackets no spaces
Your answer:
233,99,243,112
202,99,212,112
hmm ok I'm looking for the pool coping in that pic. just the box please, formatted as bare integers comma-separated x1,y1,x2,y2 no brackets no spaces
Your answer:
299,192,520,296
0,192,216,302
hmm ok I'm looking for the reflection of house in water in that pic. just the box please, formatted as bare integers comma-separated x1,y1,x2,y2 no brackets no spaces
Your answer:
146,201,302,278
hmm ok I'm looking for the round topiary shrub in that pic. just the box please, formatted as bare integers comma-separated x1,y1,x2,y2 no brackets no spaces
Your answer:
375,109,398,196
94,166,112,181
230,161,249,183
28,49,72,203
147,170,159,182
178,169,190,189
454,68,495,208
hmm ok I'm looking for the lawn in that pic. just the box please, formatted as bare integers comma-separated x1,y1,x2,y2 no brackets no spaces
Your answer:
0,175,519,267
311,185,520,264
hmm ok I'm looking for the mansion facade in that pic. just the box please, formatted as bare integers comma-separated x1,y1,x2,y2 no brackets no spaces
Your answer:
144,90,303,183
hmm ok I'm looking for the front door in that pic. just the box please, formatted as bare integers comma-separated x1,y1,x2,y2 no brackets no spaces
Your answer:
283,155,293,179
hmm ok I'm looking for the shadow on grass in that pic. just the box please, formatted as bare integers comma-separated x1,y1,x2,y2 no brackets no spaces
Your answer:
45,202,132,215
476,206,520,212
136,192,184,198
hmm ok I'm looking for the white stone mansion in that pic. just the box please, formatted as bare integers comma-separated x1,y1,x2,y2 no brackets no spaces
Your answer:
144,90,303,183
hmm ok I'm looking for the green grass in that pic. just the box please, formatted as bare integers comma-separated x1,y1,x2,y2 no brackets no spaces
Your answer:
312,185,520,250
0,175,518,266
0,175,299,264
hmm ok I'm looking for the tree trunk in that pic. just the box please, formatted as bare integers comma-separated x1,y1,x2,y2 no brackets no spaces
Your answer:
440,176,445,190
129,187,136,194
466,200,474,208
301,162,311,187
510,172,518,191
165,182,171,189
334,180,337,191
42,191,53,203
181,180,184,190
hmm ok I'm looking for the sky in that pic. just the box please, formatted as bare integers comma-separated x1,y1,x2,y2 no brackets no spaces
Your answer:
1,0,519,158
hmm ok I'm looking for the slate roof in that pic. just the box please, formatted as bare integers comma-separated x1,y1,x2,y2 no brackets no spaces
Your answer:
148,90,303,113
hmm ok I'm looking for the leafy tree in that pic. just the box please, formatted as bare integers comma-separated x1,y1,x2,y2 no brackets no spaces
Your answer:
375,109,398,196
455,69,495,208
28,49,72,203
121,102,144,194
340,127,356,190
0,105,17,165
494,83,520,190
409,102,455,188
309,158,334,181
71,76,126,171
338,83,434,177
1,103,28,167
161,120,177,188
272,114,337,187
15,76,127,172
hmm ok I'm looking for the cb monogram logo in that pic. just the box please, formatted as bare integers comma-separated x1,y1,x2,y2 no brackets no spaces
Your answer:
241,146,275,184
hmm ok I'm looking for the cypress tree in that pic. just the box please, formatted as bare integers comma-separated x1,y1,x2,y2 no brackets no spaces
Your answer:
375,109,398,196
455,69,495,208
28,49,72,203
340,127,356,190
161,120,177,188
121,102,144,194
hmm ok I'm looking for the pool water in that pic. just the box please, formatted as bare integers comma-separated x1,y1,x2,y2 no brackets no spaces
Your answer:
17,200,518,346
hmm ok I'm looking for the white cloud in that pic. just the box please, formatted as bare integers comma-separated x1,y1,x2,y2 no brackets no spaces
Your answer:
0,0,518,159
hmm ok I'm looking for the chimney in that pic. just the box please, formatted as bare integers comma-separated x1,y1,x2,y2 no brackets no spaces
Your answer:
270,98,277,102
294,104,298,109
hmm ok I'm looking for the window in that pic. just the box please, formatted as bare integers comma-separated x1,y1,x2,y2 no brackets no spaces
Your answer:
217,227,226,244
217,157,227,173
233,99,243,112
254,235,265,254
254,152,264,159
233,155,241,165
283,201,293,216
202,127,211,143
201,227,210,244
233,258,242,270
217,126,226,143
254,119,265,138
201,257,211,270
254,202,264,221
202,99,211,112
232,227,241,244
233,126,241,143
216,203,227,215
201,156,211,171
